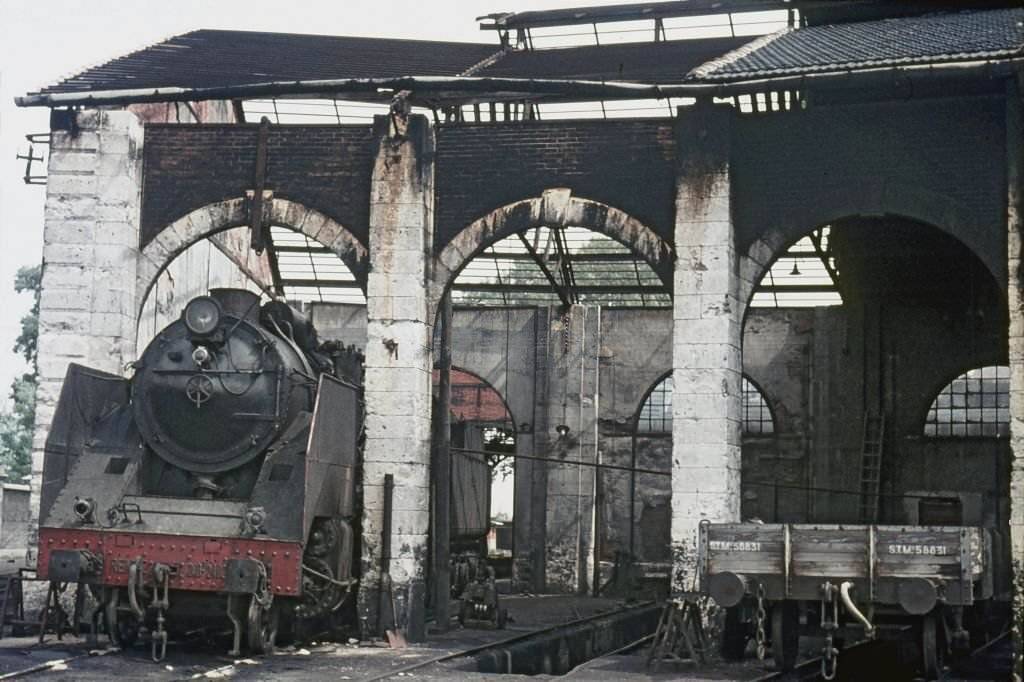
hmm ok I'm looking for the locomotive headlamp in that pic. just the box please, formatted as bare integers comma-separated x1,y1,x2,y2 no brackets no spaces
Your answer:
183,296,222,336
72,497,96,524
192,346,211,367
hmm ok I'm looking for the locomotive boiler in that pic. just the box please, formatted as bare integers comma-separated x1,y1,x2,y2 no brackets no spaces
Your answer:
37,288,363,659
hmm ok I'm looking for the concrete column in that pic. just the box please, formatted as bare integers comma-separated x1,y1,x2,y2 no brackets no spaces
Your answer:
1005,81,1024,682
670,104,742,593
358,113,434,640
29,110,144,552
544,305,601,593
527,306,552,592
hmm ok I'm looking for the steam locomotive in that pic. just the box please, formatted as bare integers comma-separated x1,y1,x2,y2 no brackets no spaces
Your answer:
38,289,364,659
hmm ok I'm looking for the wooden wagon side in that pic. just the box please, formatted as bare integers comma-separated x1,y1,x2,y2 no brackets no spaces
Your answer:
699,523,990,610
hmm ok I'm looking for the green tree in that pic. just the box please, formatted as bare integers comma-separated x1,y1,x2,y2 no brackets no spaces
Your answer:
0,265,41,481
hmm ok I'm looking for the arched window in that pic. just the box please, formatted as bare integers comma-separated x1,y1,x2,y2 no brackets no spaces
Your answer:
635,375,776,435
924,365,1009,437
742,378,775,435
637,375,673,434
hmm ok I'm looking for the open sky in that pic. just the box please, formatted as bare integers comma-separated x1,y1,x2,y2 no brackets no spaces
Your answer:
0,0,635,404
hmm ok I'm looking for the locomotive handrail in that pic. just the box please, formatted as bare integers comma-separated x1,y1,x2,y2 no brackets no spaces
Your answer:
152,369,265,375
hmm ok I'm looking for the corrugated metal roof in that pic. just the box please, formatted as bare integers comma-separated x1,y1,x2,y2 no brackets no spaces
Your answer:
32,29,501,95
689,7,1024,81
31,27,755,98
478,36,750,83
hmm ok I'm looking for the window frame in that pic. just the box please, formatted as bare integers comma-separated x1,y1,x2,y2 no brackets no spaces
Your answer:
922,365,1009,439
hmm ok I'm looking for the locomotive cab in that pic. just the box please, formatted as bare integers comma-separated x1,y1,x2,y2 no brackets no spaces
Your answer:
37,289,363,658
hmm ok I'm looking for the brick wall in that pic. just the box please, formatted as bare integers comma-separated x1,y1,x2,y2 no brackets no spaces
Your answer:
141,124,376,247
732,96,1006,283
434,120,676,253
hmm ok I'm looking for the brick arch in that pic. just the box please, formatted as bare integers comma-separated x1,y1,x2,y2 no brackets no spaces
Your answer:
136,197,368,321
738,185,1003,318
431,189,674,310
444,366,518,429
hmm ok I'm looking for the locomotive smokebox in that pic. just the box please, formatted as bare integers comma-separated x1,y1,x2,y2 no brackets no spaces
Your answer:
210,288,260,322
132,289,314,475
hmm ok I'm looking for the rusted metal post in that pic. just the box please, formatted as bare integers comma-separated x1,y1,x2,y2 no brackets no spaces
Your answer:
249,117,271,254
379,473,394,636
432,293,453,630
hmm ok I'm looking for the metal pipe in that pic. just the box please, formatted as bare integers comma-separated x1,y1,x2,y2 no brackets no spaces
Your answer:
16,58,1023,108
378,473,394,636
839,581,875,639
451,446,670,477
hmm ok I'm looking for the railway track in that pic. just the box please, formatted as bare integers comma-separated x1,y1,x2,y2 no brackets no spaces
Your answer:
360,600,659,681
752,638,885,682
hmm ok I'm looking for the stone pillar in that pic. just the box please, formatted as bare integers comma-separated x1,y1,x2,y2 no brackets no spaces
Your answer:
544,305,601,593
1005,80,1024,682
29,110,144,550
357,113,434,640
670,104,742,593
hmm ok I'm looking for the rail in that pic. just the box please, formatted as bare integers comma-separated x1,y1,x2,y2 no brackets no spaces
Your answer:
359,600,656,682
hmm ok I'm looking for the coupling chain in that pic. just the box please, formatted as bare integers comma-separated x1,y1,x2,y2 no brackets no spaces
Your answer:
820,582,840,681
254,561,273,610
150,564,172,663
755,583,767,661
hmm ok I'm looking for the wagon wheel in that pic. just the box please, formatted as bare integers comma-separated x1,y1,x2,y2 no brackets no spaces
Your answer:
771,601,799,671
720,606,748,661
921,611,941,680
105,592,140,648
246,597,278,655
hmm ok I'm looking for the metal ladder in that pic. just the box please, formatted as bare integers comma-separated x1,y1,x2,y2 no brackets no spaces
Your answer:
858,412,885,522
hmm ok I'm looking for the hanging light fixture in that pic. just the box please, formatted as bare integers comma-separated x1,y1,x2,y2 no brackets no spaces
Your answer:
790,258,801,276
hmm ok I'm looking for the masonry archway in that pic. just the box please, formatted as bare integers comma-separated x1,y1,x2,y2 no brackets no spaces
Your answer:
738,214,1009,535
431,189,674,313
740,191,1003,318
431,190,674,594
435,366,518,555
136,197,368,323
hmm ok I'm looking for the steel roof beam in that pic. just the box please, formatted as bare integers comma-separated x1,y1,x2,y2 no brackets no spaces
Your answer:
18,59,1022,108
451,282,668,294
516,233,572,307
478,1,789,31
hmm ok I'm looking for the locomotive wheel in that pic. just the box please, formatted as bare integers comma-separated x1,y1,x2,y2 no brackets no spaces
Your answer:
302,556,344,616
771,601,799,671
720,606,748,661
246,598,278,655
921,612,941,679
105,594,140,649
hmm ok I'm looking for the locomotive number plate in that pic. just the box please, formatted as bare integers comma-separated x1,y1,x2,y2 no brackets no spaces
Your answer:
886,544,951,556
109,557,226,580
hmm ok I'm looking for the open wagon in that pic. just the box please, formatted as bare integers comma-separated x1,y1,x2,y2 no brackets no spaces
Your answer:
697,521,993,678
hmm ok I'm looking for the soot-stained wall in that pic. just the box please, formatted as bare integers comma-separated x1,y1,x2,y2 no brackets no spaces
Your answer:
732,96,1007,287
140,124,376,247
433,120,676,253
302,278,1009,593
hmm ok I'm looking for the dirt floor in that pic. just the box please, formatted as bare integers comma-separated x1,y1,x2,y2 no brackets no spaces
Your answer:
0,595,1009,681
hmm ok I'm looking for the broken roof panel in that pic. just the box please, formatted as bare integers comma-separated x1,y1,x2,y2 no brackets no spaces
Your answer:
480,1,789,30
30,27,753,100
478,36,750,82
690,7,1024,81
32,29,501,95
